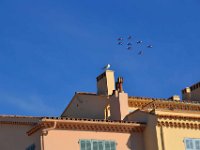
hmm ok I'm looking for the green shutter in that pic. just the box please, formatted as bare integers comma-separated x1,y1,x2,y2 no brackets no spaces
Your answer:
184,138,200,150
80,140,116,150
80,140,86,150
93,141,98,150
195,140,200,150
86,140,91,150
105,141,110,150
98,141,104,150
80,140,91,150
110,142,116,150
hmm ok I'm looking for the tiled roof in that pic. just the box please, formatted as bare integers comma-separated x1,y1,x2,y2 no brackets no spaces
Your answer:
0,121,36,126
129,96,200,104
0,115,42,119
75,92,109,97
74,92,200,111
129,96,167,101
75,92,97,95
0,115,43,126
76,92,200,104
128,96,200,111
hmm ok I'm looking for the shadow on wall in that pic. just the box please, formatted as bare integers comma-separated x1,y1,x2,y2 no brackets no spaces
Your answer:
160,126,165,150
127,133,145,150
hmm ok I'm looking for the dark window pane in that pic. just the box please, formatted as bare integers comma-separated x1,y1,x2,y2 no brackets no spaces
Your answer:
98,141,104,150
196,140,200,150
110,142,116,150
80,140,86,150
105,141,110,150
93,141,98,150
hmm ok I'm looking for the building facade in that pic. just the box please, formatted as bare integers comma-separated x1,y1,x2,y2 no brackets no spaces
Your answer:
1,70,200,150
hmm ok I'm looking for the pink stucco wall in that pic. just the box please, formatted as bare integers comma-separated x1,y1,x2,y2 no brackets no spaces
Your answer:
42,129,144,150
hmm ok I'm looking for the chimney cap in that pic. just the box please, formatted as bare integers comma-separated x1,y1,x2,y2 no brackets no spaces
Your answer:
116,76,124,93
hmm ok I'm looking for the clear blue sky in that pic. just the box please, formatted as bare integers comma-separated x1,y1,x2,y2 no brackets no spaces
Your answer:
0,0,200,116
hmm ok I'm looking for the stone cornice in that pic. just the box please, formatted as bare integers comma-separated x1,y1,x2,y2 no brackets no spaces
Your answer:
157,114,200,121
27,118,146,136
157,114,200,129
157,121,200,130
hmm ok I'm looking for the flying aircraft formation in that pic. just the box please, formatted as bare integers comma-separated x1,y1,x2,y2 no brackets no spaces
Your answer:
117,35,153,56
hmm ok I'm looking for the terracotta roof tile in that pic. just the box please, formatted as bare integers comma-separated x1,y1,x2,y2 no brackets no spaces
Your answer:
0,115,42,119
41,117,145,125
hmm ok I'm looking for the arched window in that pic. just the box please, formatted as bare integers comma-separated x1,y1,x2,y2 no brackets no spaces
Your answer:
104,104,111,119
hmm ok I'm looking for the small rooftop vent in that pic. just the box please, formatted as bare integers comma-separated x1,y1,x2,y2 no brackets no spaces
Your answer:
168,95,180,101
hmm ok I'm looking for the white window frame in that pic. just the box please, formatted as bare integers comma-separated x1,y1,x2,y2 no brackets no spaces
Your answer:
79,139,116,150
184,138,200,150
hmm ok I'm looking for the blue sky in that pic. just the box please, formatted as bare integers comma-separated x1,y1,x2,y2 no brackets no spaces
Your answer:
0,0,200,116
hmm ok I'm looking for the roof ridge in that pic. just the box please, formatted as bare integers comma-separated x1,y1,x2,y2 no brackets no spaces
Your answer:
128,96,167,101
0,115,43,118
128,96,200,105
75,92,97,95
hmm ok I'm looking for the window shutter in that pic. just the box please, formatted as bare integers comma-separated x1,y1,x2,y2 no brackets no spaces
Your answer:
80,139,116,150
105,141,111,150
185,139,193,150
190,140,194,149
80,140,86,150
86,140,91,150
93,141,98,150
110,142,116,150
184,138,200,150
98,141,104,150
195,140,200,150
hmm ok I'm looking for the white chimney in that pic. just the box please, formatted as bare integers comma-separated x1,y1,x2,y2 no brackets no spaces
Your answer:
96,70,115,96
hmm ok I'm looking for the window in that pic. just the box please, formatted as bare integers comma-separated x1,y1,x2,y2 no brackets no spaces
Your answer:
26,144,35,150
184,138,200,150
104,105,111,120
80,140,116,150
